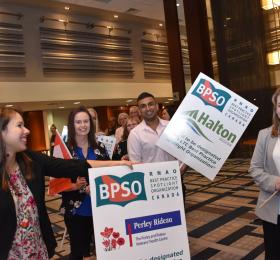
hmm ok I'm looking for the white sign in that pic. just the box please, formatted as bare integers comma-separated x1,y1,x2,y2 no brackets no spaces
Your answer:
89,161,190,260
157,73,258,180
97,135,116,159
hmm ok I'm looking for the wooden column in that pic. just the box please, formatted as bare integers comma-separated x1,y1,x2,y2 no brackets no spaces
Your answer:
163,0,186,104
23,111,47,151
183,0,214,81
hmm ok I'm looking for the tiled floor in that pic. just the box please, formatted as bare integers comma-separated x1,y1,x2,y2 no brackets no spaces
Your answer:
46,158,264,259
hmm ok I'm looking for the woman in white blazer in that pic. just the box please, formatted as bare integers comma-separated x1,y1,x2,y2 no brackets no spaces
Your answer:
250,88,280,260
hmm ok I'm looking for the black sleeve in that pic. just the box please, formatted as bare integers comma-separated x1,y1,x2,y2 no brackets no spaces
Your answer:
25,150,90,179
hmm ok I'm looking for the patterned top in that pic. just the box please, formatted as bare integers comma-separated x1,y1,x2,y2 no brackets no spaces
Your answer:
7,168,49,260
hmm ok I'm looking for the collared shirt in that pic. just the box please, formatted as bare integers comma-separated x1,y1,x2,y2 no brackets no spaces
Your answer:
127,118,175,163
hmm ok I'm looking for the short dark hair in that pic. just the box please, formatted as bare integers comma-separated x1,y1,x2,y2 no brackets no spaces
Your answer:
137,92,155,103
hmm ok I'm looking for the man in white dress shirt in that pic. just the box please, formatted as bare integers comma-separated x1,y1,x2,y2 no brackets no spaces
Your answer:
127,92,175,163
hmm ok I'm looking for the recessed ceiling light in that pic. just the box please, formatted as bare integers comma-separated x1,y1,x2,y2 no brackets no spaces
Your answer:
64,6,70,11
58,106,65,109
126,99,133,103
159,23,163,27
168,98,174,101
113,14,118,19
58,19,66,23
164,101,169,104
73,101,80,105
5,104,13,107
176,3,180,7
106,25,112,29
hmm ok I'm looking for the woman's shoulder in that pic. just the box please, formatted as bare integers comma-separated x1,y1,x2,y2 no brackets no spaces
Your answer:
24,150,45,161
258,126,272,136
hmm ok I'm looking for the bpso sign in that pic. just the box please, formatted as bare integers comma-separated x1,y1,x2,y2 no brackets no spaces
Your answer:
89,161,190,260
157,73,258,181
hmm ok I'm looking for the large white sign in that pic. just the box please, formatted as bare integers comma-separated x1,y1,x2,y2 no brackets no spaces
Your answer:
89,161,190,260
157,73,258,180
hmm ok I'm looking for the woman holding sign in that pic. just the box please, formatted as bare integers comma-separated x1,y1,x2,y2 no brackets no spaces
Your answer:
0,107,133,260
61,106,109,260
250,88,280,260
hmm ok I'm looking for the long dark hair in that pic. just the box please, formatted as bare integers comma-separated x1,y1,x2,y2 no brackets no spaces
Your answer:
67,106,97,149
0,107,32,190
272,88,280,137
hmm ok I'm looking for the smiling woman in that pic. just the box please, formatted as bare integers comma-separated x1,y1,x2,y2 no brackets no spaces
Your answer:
0,107,134,260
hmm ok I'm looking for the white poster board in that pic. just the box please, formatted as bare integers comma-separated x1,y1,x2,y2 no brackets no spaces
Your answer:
97,135,116,159
157,73,258,180
89,161,190,260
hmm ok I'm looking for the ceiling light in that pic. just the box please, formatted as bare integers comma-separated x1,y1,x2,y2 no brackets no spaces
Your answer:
267,50,280,65
58,19,66,23
164,101,169,104
73,101,80,105
126,99,133,103
159,23,163,27
168,98,174,101
262,0,280,10
64,6,70,11
176,3,180,7
106,25,112,29
5,104,13,107
113,14,118,19
58,106,65,109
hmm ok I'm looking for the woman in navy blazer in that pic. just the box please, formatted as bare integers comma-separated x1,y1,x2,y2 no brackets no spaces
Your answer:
0,107,133,260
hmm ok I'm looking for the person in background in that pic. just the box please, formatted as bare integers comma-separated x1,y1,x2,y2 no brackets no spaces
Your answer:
105,116,117,136
87,107,104,136
249,88,280,260
161,106,176,121
129,105,141,121
115,112,128,144
0,107,134,260
113,116,140,160
49,124,57,157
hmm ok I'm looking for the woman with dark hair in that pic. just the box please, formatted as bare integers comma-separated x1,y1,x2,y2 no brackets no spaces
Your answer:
61,106,109,259
0,107,133,260
250,88,280,260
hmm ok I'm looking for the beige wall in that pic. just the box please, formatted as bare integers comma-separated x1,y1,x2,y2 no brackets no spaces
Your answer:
0,3,173,105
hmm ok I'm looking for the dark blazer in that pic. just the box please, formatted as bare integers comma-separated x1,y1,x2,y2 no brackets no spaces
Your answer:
0,150,90,260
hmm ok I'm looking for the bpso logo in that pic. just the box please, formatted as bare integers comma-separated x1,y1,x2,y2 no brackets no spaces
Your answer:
192,78,231,112
95,172,147,207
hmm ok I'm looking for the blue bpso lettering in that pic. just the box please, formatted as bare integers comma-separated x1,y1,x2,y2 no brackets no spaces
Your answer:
192,79,231,112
